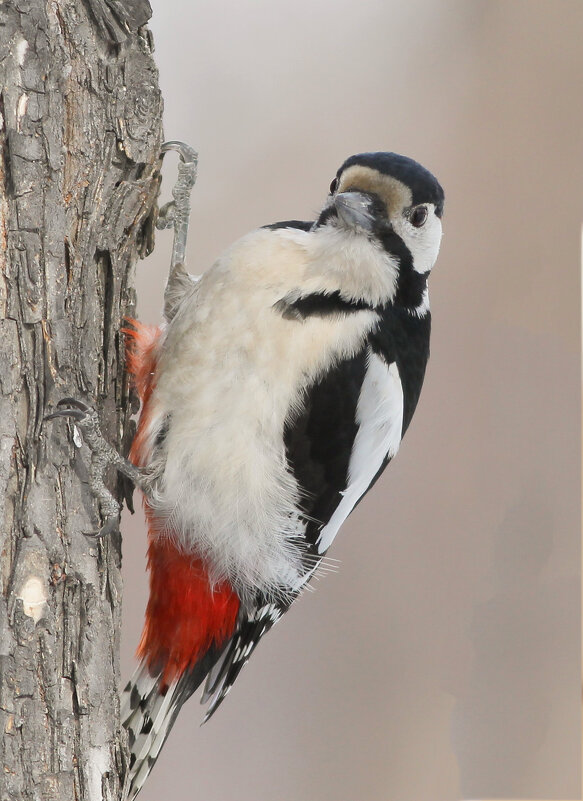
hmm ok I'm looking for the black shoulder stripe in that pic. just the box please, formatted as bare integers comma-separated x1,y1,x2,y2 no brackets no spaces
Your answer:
262,219,313,232
275,290,375,321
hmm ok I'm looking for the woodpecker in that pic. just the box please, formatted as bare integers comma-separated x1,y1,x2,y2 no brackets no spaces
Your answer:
50,150,444,798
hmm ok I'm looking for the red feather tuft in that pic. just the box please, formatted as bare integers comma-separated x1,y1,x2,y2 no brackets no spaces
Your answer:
137,535,240,689
123,318,162,467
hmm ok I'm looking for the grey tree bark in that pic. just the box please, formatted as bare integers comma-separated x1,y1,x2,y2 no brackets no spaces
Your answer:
0,1,163,798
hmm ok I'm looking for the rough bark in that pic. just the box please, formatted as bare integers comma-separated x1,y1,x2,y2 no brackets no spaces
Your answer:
0,1,163,798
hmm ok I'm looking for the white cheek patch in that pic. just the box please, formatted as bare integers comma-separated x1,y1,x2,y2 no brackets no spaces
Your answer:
392,205,443,274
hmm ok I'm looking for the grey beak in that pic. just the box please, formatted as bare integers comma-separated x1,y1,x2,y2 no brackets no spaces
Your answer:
334,192,375,231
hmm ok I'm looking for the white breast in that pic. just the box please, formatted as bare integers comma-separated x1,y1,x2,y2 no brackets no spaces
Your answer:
145,228,382,601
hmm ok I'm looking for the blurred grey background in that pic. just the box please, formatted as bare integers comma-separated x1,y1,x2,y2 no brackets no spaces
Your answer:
120,2,582,799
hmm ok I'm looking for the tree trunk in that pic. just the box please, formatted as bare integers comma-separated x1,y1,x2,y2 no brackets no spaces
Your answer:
0,1,163,798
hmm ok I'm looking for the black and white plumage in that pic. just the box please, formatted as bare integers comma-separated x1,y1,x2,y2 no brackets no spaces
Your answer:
121,151,444,797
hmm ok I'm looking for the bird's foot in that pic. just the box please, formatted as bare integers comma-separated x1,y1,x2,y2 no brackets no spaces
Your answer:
46,398,146,537
156,141,199,321
157,141,198,266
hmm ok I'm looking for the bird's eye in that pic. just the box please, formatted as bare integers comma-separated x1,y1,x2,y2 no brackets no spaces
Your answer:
329,177,338,194
409,206,428,228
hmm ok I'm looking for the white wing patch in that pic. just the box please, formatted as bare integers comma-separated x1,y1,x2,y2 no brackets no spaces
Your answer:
316,352,404,554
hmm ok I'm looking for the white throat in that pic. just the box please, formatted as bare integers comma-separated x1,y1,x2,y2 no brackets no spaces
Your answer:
281,224,399,308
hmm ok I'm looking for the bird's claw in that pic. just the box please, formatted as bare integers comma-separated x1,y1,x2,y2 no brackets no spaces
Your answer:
84,516,120,540
45,397,95,423
46,396,148,539
46,397,123,536
157,140,198,272
160,140,198,165
46,397,108,457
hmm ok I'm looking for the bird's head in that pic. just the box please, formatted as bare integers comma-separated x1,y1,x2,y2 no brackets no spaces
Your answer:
316,152,444,310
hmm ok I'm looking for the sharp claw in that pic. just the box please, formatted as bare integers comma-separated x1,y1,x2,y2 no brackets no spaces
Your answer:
45,407,87,422
45,398,96,423
161,140,198,164
100,517,120,537
45,397,140,540
57,397,91,412
84,517,119,539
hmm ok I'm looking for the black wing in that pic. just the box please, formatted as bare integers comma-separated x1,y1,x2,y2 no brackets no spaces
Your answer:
287,303,431,561
284,348,369,552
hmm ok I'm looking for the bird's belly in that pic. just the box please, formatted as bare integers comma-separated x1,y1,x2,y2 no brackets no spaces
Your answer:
149,296,378,599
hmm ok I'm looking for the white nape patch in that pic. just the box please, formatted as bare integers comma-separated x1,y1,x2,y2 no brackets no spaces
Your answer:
147,226,381,602
317,353,404,554
17,576,47,623
391,203,442,274
15,38,28,66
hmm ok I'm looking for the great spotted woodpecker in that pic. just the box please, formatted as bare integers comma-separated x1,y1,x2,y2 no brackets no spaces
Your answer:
50,150,444,798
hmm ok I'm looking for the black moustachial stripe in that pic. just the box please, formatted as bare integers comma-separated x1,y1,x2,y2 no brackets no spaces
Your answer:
372,220,429,310
274,290,375,321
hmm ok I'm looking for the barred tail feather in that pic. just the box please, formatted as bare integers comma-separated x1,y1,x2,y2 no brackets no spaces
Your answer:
121,535,240,797
201,600,283,722
122,654,218,800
